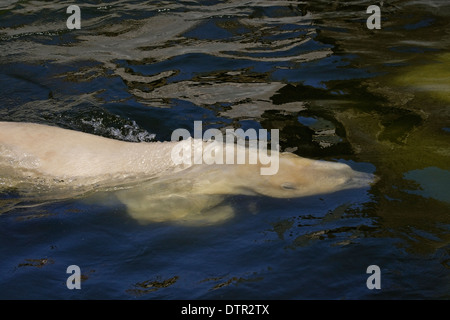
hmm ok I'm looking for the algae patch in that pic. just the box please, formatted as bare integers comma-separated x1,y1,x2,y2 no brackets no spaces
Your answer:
394,53,450,103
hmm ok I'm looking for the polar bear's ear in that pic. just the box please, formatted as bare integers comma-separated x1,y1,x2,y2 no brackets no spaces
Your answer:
280,152,300,158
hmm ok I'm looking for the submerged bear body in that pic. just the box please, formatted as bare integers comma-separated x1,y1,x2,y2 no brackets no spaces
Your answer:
0,121,376,224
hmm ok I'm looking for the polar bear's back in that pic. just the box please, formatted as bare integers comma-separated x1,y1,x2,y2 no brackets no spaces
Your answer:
0,122,127,177
0,121,180,182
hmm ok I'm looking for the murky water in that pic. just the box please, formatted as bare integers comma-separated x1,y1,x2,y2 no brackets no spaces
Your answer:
0,0,449,299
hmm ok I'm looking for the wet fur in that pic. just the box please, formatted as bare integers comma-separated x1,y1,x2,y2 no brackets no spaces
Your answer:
0,122,375,225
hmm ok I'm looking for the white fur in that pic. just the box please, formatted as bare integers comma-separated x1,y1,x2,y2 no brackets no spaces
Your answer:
0,122,375,225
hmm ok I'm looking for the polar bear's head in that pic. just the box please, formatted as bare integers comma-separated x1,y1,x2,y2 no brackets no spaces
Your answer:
243,152,376,198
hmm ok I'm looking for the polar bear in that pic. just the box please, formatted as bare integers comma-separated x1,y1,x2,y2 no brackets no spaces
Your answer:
0,121,375,225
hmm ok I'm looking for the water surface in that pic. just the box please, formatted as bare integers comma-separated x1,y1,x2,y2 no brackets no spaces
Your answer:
0,0,449,299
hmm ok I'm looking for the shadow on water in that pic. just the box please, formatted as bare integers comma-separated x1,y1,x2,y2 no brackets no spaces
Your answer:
0,0,449,299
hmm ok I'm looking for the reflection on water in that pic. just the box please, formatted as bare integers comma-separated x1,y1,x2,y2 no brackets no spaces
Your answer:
0,0,449,299
404,167,450,203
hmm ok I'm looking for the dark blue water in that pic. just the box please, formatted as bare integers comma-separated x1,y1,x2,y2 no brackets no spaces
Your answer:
1,0,449,300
